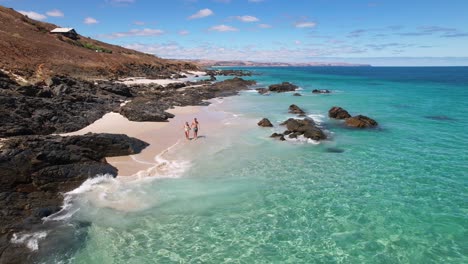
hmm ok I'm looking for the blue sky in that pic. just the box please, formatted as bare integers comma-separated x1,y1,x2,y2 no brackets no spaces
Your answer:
3,0,468,65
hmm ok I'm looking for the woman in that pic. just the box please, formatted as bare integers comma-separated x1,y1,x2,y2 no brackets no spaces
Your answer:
184,121,191,140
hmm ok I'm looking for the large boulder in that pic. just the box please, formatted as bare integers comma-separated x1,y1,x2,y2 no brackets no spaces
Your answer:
120,97,175,122
268,82,298,93
345,115,378,128
289,104,306,116
258,118,273,127
328,106,351,119
279,118,327,141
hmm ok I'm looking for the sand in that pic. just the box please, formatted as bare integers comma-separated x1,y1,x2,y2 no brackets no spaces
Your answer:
120,71,207,86
61,103,228,177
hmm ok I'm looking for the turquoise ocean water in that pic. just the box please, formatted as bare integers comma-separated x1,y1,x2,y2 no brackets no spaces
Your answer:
42,67,467,263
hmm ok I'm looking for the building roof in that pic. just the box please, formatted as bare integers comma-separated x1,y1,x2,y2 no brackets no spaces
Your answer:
50,28,76,33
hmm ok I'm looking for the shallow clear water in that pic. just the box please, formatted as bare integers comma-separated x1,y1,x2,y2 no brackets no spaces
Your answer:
43,67,467,263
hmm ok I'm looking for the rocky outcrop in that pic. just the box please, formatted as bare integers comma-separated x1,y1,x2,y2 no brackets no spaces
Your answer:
312,89,330,94
121,78,256,122
0,133,148,263
280,118,327,141
345,115,378,128
328,106,351,119
268,82,298,93
329,106,378,128
0,75,128,137
266,118,327,142
289,104,306,116
256,88,269,95
293,93,301,96
257,118,273,127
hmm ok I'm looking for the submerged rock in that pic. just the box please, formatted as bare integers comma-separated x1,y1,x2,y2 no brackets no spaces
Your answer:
293,93,302,96
345,115,378,128
328,106,351,119
258,118,273,127
325,147,345,153
268,82,298,93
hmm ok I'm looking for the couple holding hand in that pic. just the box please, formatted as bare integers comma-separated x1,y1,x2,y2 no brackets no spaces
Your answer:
184,118,199,140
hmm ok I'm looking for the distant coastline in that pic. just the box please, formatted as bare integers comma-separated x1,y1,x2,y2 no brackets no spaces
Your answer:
190,59,372,68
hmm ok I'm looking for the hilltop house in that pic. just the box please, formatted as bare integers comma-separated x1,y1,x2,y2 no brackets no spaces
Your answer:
50,28,78,39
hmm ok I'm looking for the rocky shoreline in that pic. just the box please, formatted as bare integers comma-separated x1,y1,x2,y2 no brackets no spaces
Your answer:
0,69,256,263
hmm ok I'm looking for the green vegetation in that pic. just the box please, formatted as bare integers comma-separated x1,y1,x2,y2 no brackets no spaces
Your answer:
82,42,112,54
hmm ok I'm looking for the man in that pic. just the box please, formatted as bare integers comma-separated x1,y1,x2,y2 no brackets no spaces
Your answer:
191,118,199,139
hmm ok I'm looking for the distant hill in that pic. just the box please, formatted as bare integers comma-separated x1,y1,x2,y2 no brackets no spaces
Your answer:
191,59,371,67
0,6,198,81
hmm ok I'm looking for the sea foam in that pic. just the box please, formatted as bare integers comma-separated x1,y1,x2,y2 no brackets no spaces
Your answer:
11,231,48,251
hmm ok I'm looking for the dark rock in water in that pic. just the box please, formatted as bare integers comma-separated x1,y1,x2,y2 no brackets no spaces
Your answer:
268,82,298,93
256,88,269,95
0,133,148,262
279,135,286,141
328,106,351,119
280,118,326,141
326,147,345,153
288,104,306,116
258,118,273,127
288,132,301,139
283,130,292,135
270,133,282,138
293,93,301,96
424,115,456,121
312,89,330,94
345,115,378,128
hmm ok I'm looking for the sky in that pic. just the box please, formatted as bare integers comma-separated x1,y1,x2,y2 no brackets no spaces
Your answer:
2,0,468,66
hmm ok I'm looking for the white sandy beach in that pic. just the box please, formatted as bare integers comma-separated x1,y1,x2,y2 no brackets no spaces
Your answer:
120,71,207,86
62,102,228,177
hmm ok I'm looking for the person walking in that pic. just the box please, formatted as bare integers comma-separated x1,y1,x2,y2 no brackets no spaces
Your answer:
192,118,199,139
184,121,191,140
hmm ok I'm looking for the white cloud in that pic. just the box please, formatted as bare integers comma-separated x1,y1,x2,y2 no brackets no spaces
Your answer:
295,22,316,28
84,17,99,24
188,8,214,19
18,10,47,21
100,28,164,39
179,30,190,36
295,40,302,45
133,21,145,25
258,23,272,29
46,9,64,17
235,15,259,22
123,42,364,62
209,24,238,32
